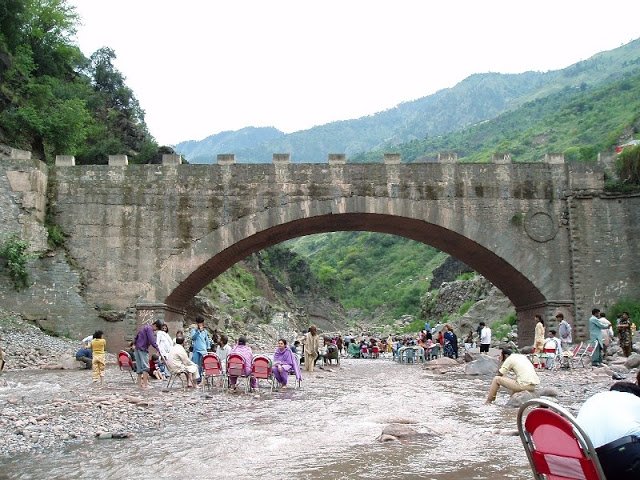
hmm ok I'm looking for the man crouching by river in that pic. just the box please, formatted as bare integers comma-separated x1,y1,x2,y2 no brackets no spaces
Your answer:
485,348,540,404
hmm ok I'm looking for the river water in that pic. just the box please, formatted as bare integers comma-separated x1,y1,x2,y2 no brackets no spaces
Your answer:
0,358,535,479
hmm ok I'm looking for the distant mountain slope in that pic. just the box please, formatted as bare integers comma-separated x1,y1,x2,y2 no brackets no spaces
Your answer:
352,67,640,163
175,127,284,164
174,38,640,164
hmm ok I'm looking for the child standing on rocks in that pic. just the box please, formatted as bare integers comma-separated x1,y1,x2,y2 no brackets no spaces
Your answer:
91,331,106,386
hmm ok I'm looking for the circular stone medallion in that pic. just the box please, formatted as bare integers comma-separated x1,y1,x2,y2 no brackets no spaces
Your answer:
524,210,557,242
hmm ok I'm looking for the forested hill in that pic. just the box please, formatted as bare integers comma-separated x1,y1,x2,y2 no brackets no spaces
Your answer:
175,38,640,164
353,67,640,163
0,1,168,164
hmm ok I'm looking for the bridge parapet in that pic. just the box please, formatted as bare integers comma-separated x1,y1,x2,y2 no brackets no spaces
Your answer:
162,154,182,165
492,153,512,164
383,153,401,165
217,154,235,165
437,152,458,163
328,154,346,165
544,153,565,164
55,155,75,166
108,155,128,166
273,153,290,164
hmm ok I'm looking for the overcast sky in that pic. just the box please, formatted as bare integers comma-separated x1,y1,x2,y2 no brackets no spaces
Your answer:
70,1,640,146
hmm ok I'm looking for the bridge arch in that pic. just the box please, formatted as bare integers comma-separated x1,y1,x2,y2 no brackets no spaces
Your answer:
148,197,550,342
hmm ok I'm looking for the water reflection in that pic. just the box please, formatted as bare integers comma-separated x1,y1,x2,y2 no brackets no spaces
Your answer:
1,359,531,479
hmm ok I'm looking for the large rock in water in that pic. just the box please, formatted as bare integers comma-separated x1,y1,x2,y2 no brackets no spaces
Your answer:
380,424,418,439
465,355,499,375
505,390,536,408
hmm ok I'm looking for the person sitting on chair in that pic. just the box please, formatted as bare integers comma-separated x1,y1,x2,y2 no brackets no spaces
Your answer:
166,336,199,388
485,348,540,404
272,339,302,389
576,382,640,479
228,336,257,390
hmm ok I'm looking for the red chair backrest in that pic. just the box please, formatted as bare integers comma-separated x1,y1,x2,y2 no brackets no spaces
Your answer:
118,351,132,370
543,347,556,354
202,353,222,376
226,353,246,377
372,346,380,354
252,355,272,380
570,343,583,356
524,408,601,479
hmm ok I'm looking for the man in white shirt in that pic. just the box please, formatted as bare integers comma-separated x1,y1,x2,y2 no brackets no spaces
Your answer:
576,382,640,479
485,348,540,404
479,322,491,353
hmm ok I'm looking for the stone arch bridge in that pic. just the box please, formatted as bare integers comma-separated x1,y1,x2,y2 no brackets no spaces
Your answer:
2,148,640,349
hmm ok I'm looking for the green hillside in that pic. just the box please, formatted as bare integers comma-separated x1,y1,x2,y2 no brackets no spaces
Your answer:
352,69,640,163
287,232,446,322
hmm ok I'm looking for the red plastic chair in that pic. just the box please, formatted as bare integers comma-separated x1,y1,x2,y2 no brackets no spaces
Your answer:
202,353,225,390
371,346,380,359
251,355,274,392
226,353,250,392
117,351,135,383
517,398,606,480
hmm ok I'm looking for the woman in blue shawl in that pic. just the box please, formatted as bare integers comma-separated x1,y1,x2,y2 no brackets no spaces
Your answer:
272,339,302,389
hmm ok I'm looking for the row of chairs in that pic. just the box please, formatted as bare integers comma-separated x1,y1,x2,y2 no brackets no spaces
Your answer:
169,352,301,393
529,341,599,370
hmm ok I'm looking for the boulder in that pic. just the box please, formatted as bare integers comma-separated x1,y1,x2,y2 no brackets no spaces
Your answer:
380,424,418,439
465,355,499,376
624,353,640,369
537,386,559,397
505,390,536,408
425,357,459,367
61,357,85,370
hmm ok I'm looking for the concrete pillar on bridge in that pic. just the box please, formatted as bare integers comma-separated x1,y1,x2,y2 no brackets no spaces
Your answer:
544,153,565,164
162,154,182,165
383,153,401,164
328,154,346,165
492,153,512,164
133,302,185,342
437,152,458,163
108,155,128,166
55,155,75,166
273,153,290,164
217,154,236,165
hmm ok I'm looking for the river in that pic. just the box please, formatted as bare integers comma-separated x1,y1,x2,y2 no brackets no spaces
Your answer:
1,357,574,479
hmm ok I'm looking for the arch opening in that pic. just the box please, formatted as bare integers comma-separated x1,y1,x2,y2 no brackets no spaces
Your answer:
164,213,545,313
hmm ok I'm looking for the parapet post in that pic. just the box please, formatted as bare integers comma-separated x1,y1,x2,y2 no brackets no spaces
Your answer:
162,154,182,165
383,153,401,165
108,155,128,166
437,152,458,163
328,153,346,165
544,153,565,164
272,153,290,164
217,154,235,165
9,148,32,160
55,155,75,166
492,153,512,164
